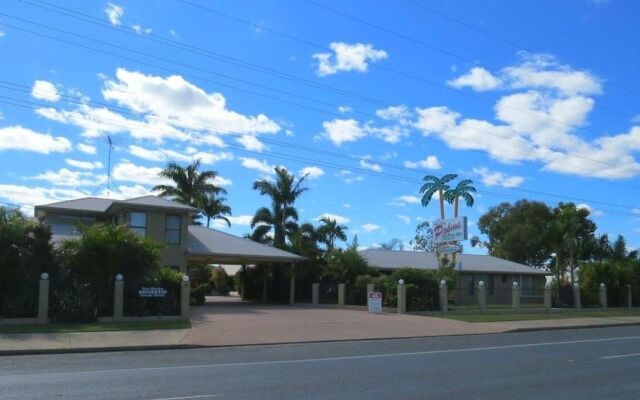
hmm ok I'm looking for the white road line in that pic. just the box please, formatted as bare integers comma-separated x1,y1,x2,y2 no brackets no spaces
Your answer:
4,335,640,379
150,395,220,400
601,352,640,360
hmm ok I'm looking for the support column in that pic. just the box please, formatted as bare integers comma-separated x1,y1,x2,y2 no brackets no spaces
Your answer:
573,283,581,310
512,282,520,311
240,264,247,300
113,274,124,321
628,285,633,310
544,283,551,313
338,283,345,307
180,275,190,320
599,283,607,310
397,280,406,314
37,273,50,324
439,280,448,315
262,277,268,303
478,281,486,313
289,265,296,306
312,283,319,305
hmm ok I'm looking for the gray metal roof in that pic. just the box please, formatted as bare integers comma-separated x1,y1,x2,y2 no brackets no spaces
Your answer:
359,249,549,275
35,196,199,214
187,226,305,264
115,196,199,213
35,197,114,213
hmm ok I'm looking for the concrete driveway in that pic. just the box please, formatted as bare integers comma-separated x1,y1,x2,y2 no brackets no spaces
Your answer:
181,296,510,346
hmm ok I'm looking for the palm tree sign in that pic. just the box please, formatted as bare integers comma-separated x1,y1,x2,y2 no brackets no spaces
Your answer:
444,179,476,218
419,174,458,219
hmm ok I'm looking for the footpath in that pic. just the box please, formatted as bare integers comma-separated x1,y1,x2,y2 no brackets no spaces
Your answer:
2,302,640,355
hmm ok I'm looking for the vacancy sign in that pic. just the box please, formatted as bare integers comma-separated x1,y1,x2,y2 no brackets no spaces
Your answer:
434,217,468,244
368,292,383,314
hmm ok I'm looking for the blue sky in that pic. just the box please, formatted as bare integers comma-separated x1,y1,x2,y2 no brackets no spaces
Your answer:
0,0,639,253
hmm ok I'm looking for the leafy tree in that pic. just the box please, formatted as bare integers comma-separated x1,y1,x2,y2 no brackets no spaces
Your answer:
322,246,374,285
317,217,348,252
443,179,476,218
251,167,308,248
202,193,232,228
153,159,229,223
473,200,555,267
410,221,435,251
380,238,404,251
419,174,457,219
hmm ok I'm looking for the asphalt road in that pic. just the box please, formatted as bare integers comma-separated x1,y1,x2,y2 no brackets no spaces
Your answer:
2,326,640,400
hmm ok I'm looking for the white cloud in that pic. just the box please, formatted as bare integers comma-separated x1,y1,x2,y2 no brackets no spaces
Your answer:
0,184,87,215
105,184,153,199
376,105,411,124
299,166,324,179
65,159,104,170
238,157,274,174
212,214,253,228
391,195,421,206
237,135,266,152
77,143,97,155
633,208,640,215
0,126,71,154
359,158,382,172
336,170,364,184
404,155,442,170
112,162,168,186
128,145,233,165
30,168,107,187
0,30,5,38
576,203,603,217
320,118,365,146
313,42,388,76
361,223,381,232
448,67,502,92
31,80,61,102
338,105,353,113
396,214,411,225
315,213,350,224
473,167,524,188
105,3,124,26
131,24,152,35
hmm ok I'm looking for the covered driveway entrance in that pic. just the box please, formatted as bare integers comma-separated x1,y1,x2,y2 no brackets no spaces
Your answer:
186,226,305,304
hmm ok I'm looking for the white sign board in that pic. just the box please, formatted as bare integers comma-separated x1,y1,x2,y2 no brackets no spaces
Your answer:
368,292,383,314
437,243,463,255
434,217,468,244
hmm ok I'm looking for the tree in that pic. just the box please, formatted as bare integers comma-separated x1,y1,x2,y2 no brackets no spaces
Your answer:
153,159,229,223
551,203,596,286
251,167,308,248
379,238,404,251
419,174,457,219
410,221,435,251
317,217,348,252
202,193,232,228
443,179,476,218
473,200,555,267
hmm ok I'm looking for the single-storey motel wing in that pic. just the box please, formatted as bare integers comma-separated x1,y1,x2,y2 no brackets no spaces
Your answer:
359,249,550,305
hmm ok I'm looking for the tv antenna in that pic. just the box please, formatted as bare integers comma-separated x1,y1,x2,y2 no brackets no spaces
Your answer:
107,135,113,198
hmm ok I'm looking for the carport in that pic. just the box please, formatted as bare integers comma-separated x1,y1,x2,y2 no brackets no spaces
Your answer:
186,226,305,304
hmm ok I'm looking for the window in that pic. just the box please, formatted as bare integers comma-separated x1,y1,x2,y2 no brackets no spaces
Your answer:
129,212,147,238
501,274,508,284
468,275,475,296
521,275,534,296
165,215,181,245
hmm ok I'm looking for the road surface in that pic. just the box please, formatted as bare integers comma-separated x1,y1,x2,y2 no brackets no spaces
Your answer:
2,326,640,399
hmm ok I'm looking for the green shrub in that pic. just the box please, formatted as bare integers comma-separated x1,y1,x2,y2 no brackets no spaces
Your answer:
190,283,210,305
188,264,212,288
211,267,230,295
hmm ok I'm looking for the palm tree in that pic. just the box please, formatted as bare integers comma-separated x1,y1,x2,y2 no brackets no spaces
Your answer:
202,193,231,228
420,174,457,219
251,167,308,248
317,217,348,252
153,159,230,224
444,179,476,218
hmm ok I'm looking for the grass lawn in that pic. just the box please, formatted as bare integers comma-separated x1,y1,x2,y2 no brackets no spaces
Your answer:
0,320,191,334
440,309,640,323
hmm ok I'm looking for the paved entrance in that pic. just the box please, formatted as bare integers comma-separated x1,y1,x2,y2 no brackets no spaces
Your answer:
181,296,510,346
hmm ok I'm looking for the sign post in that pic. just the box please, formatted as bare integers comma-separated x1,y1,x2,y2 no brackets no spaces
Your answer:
367,291,383,314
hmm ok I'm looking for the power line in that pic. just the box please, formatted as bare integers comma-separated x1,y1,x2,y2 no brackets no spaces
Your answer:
0,95,638,217
0,20,637,180
13,0,639,142
404,0,640,98
7,78,640,196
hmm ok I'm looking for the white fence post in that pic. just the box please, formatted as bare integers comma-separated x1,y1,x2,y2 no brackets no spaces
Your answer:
573,283,581,310
439,280,448,315
114,274,124,321
37,273,50,324
512,282,520,311
312,283,319,305
181,275,190,320
338,283,345,307
544,282,551,313
397,280,406,314
478,281,486,313
599,283,607,310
